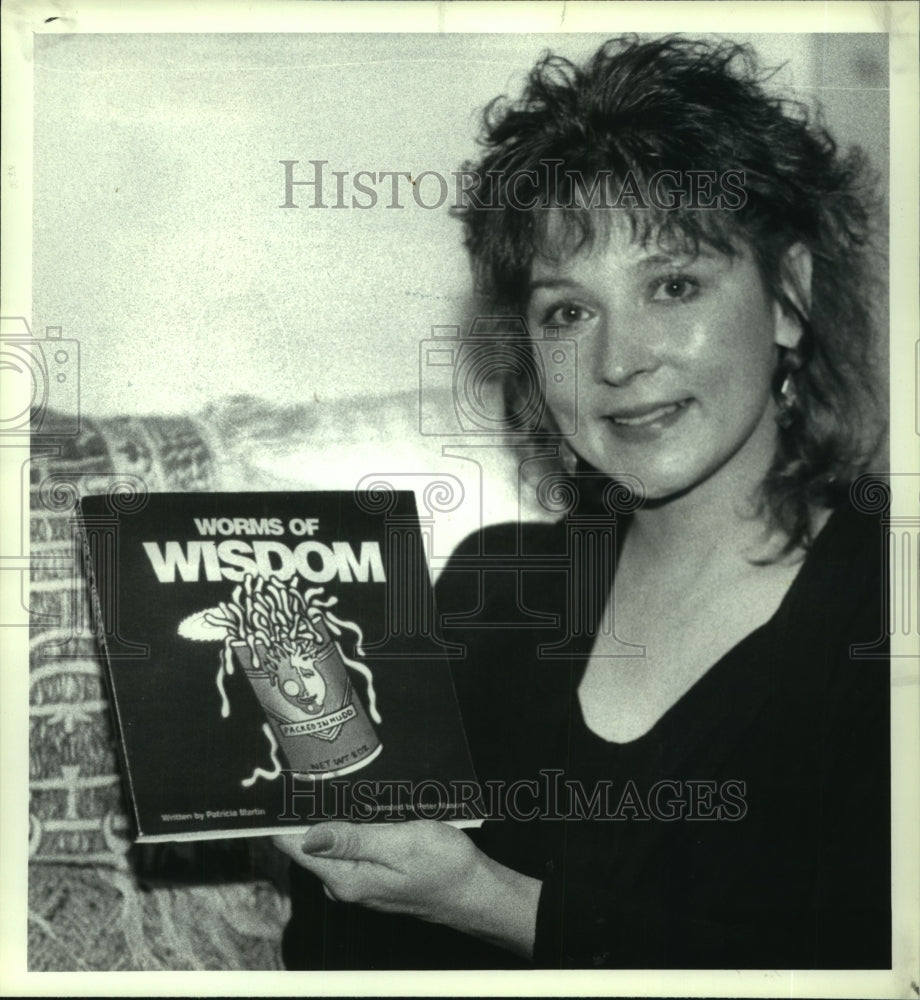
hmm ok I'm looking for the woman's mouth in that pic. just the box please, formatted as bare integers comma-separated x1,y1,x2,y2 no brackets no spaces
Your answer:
604,399,692,438
610,401,688,426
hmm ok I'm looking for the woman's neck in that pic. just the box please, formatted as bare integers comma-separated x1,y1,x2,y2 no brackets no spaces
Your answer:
628,490,771,572
621,450,794,575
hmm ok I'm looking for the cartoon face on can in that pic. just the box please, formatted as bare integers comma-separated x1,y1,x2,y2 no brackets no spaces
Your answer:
263,638,328,715
204,574,382,779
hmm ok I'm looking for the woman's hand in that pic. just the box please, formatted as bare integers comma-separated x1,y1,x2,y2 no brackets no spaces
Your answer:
273,821,541,959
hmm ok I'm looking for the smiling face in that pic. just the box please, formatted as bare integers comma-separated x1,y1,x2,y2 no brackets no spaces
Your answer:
526,215,804,506
278,647,327,715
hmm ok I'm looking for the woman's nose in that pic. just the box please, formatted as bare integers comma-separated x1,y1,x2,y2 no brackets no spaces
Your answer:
591,312,660,386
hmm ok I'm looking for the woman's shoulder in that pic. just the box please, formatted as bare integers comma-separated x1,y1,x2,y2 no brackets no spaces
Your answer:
433,518,570,625
776,494,889,714
802,493,886,603
445,518,567,560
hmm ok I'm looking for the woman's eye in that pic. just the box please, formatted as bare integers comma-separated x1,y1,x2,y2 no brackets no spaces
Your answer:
651,276,699,302
543,303,594,326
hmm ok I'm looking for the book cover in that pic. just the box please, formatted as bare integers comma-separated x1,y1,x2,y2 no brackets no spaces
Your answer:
78,490,482,841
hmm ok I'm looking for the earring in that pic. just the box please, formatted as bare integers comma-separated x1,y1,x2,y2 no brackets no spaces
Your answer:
780,373,796,404
776,349,802,430
559,440,578,474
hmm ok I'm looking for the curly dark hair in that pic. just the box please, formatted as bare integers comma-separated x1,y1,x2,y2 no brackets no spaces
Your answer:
453,35,886,552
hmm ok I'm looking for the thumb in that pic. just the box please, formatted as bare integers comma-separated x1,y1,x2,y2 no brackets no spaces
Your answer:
301,822,361,859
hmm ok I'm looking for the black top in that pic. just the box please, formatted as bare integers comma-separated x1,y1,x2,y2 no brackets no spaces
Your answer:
282,498,891,970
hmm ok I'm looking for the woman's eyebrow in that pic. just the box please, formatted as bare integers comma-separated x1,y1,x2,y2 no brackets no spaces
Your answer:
637,248,721,268
528,248,727,291
527,277,580,293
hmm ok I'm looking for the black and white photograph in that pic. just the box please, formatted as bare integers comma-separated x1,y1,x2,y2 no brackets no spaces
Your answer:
1,1,918,995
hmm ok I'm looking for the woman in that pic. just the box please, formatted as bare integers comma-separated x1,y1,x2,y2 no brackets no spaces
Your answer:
276,35,890,969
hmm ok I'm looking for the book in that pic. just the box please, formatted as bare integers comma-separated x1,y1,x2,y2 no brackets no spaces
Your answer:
78,490,482,842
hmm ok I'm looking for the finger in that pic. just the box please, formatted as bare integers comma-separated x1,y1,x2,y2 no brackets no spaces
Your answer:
296,854,367,906
272,831,309,863
301,822,365,861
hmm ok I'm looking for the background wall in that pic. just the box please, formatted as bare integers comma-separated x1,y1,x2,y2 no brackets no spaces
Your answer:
31,32,888,416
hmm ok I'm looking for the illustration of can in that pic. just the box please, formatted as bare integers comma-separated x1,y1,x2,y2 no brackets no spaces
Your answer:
231,614,382,778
